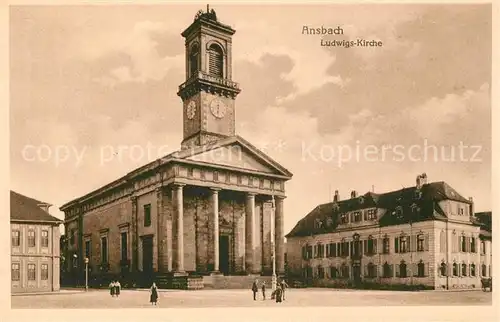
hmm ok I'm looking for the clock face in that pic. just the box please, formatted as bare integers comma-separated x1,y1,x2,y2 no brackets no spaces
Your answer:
187,100,197,120
210,98,227,119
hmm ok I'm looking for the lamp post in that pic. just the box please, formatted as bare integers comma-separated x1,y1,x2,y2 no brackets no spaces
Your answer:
271,194,277,292
73,254,78,287
85,257,89,291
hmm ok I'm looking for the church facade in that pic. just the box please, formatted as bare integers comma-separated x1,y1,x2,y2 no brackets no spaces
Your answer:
61,9,292,289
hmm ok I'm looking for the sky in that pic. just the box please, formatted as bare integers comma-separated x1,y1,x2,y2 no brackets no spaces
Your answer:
9,4,492,236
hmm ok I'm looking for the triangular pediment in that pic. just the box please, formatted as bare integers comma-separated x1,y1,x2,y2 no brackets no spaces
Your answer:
177,136,292,177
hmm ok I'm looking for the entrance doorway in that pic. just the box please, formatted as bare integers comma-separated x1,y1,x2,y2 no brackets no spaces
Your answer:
142,236,153,277
219,235,230,275
352,263,361,286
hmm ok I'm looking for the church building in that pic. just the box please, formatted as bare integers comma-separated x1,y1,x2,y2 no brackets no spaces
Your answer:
61,8,292,289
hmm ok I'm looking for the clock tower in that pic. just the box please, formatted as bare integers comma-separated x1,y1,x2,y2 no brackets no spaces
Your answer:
177,6,241,149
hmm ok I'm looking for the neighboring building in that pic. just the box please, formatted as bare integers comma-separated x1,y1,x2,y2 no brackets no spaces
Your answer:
10,191,62,293
60,7,292,289
286,174,492,290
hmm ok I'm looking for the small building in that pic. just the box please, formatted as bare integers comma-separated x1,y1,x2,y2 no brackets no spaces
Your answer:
285,174,492,290
10,191,62,293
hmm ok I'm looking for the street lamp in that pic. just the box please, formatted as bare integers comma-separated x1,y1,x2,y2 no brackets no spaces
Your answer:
73,254,78,287
271,194,277,293
85,257,89,291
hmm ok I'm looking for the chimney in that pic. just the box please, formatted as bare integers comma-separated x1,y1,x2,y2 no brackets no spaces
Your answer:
469,197,474,218
334,190,339,202
351,190,358,199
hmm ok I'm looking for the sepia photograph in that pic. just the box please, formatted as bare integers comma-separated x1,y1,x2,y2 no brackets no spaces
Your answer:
7,1,493,312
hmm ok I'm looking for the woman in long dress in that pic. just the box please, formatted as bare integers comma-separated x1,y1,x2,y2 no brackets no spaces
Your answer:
150,282,159,305
275,285,283,303
115,280,121,297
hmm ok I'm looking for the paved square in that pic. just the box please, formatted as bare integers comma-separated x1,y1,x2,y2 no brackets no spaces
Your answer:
11,288,492,309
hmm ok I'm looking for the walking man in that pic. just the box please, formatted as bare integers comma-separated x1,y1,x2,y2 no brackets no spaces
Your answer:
261,281,266,300
251,279,258,301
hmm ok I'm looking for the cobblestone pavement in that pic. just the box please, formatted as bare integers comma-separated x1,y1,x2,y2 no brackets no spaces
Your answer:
11,288,492,309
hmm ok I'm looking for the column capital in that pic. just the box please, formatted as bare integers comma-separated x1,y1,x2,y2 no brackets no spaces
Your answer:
274,195,286,200
246,192,257,197
130,195,137,203
172,183,185,189
210,187,221,193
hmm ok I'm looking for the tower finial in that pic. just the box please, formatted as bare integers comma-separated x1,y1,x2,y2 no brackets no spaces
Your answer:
207,4,210,13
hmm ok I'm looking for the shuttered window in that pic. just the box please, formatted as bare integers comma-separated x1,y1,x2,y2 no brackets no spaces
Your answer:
208,44,223,77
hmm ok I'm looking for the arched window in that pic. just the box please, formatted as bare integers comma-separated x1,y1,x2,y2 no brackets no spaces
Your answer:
440,262,447,276
208,44,223,77
399,260,407,278
383,262,392,278
189,43,200,77
417,261,425,277
461,263,467,276
453,263,458,276
482,264,487,276
470,263,476,277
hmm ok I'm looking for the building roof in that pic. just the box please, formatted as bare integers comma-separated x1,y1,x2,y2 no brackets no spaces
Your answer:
61,135,293,211
286,181,472,238
10,190,62,224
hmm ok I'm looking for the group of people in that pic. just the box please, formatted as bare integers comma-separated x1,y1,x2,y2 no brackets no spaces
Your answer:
251,278,288,303
109,280,121,297
109,279,159,306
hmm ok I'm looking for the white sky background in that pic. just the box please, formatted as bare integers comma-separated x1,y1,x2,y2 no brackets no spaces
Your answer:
9,4,491,235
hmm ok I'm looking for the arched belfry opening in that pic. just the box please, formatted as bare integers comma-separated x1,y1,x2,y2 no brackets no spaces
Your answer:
189,43,200,77
208,43,224,78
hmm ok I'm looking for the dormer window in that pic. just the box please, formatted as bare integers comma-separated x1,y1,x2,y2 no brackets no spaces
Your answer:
208,43,224,77
340,213,349,224
358,196,364,204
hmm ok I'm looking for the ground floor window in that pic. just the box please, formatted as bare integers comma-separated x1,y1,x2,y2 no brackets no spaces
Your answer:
41,264,49,280
383,262,392,277
366,263,377,278
440,262,447,276
11,263,20,281
318,266,325,279
417,261,425,277
470,264,476,277
28,264,36,281
461,263,467,277
399,261,407,278
330,267,337,278
481,264,487,277
340,264,349,278
453,263,459,276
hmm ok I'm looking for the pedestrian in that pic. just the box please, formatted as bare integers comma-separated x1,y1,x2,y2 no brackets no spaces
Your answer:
109,280,116,297
251,279,258,301
280,279,288,301
275,285,283,303
261,281,266,300
115,280,121,297
150,282,159,306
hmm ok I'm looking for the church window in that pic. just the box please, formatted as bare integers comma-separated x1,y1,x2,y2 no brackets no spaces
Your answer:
189,43,199,77
208,44,224,77
143,204,151,227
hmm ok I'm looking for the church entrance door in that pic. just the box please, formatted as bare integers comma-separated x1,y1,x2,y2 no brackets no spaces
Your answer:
219,235,230,275
142,236,154,277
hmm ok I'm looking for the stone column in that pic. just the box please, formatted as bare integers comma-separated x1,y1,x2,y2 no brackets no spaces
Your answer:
245,193,256,274
211,188,220,273
275,196,285,275
131,196,138,272
174,184,185,273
